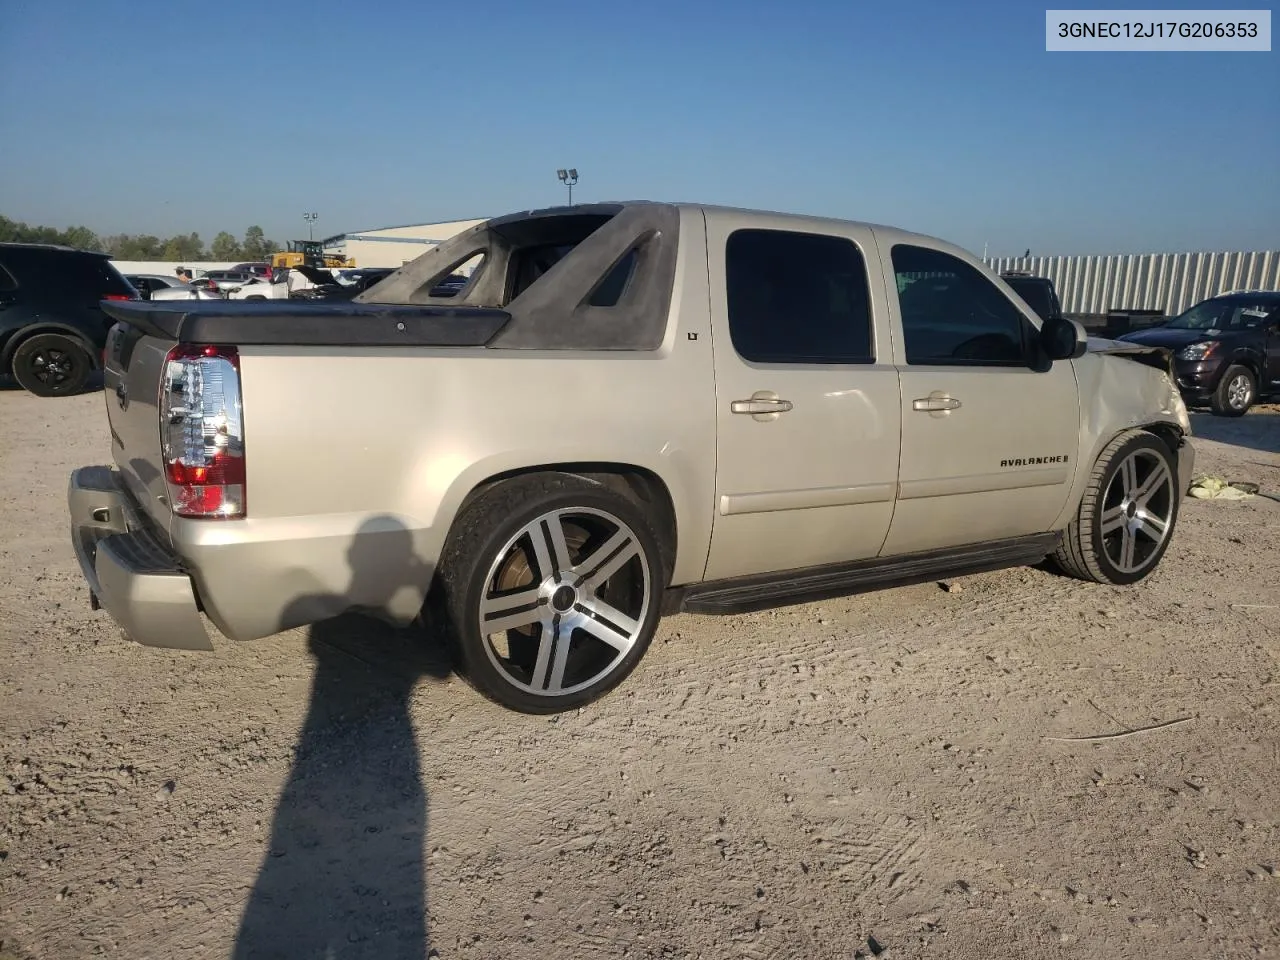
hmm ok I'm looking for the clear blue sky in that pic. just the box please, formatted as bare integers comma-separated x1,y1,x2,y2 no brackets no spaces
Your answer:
1,0,1276,256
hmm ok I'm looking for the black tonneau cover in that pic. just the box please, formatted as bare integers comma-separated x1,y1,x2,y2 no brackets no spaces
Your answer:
101,299,511,347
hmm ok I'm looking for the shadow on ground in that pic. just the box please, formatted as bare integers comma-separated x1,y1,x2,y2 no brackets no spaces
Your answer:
233,521,454,959
1189,409,1280,457
0,371,105,394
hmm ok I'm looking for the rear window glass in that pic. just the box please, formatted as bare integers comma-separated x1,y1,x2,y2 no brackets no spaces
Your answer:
0,262,16,292
9,252,135,297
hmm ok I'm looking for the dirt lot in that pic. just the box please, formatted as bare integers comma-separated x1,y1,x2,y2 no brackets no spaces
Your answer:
1,390,1277,960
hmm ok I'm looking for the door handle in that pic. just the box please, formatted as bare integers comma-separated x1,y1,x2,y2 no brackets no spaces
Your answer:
912,396,961,411
731,399,794,415
912,393,962,419
731,391,793,422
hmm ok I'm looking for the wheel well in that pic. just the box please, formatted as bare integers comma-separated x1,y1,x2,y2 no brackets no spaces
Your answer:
1215,356,1260,385
1142,422,1184,461
1,325,100,374
458,463,679,581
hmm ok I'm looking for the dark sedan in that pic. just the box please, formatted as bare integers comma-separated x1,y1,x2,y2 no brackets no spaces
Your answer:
1118,291,1280,416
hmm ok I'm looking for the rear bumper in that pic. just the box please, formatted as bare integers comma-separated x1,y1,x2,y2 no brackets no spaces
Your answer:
67,466,213,651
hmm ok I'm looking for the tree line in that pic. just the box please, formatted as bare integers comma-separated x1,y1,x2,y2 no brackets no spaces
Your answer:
0,215,280,262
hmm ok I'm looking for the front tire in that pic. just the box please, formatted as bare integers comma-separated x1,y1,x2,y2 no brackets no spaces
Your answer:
10,334,93,397
435,474,665,713
1055,431,1180,585
1210,365,1255,417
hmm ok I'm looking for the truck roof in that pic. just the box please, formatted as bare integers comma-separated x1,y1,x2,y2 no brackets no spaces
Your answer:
486,200,962,259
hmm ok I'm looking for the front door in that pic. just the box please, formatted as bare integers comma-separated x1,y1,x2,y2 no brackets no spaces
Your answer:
702,213,902,582
1261,305,1280,391
876,240,1081,557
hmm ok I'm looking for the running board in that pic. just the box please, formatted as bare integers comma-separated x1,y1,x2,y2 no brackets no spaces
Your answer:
673,533,1061,616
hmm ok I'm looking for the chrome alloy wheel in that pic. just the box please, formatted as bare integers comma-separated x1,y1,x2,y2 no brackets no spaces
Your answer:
1226,373,1253,411
478,506,652,697
1100,448,1175,574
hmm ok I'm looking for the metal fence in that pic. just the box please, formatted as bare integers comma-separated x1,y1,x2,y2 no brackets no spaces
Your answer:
983,250,1280,318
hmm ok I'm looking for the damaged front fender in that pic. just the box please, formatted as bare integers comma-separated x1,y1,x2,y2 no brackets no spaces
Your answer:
1086,336,1175,376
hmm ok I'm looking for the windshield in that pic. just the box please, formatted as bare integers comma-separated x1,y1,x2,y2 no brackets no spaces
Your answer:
1165,298,1278,331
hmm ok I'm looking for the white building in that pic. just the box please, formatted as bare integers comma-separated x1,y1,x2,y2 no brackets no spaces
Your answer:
321,218,488,269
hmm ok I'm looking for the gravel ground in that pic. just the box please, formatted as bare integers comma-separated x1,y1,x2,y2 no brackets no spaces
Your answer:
1,390,1277,960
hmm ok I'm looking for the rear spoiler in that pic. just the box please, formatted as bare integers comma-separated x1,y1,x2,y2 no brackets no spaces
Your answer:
101,299,511,348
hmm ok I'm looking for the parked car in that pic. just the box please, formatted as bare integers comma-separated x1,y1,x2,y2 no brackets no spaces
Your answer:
285,265,397,300
124,273,221,302
124,273,185,300
230,262,272,281
225,275,291,300
194,270,254,292
68,201,1193,713
150,282,223,302
1117,291,1280,416
0,242,138,396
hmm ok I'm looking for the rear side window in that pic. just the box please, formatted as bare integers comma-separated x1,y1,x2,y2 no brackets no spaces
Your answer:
587,248,638,307
725,229,874,363
23,253,135,298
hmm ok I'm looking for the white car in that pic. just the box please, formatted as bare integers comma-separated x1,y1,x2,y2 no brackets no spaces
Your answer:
225,270,316,300
194,270,256,293
126,274,221,301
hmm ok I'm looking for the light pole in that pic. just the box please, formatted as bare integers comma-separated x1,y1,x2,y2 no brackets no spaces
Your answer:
303,211,318,241
556,168,579,206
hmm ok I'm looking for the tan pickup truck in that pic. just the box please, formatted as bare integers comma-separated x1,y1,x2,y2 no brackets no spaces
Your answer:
68,202,1194,713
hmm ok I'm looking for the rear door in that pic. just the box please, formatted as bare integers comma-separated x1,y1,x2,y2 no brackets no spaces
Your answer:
703,212,902,582
877,239,1080,556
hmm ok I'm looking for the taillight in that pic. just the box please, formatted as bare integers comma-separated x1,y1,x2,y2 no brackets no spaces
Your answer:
103,293,134,301
160,344,245,519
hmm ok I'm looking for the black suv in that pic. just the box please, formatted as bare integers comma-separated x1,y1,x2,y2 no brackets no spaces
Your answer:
1118,291,1280,416
0,243,139,396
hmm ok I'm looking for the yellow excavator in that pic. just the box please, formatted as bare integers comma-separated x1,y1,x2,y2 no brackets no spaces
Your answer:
270,240,354,270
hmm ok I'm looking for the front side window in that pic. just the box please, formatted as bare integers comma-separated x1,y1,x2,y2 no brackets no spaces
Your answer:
892,245,1029,365
725,228,874,364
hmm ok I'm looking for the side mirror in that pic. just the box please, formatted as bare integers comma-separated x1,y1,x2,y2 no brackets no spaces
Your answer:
1040,315,1087,361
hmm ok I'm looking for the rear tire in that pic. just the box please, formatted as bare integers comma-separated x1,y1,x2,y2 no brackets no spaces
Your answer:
1054,431,1180,586
10,333,93,397
1210,365,1254,417
433,473,665,714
